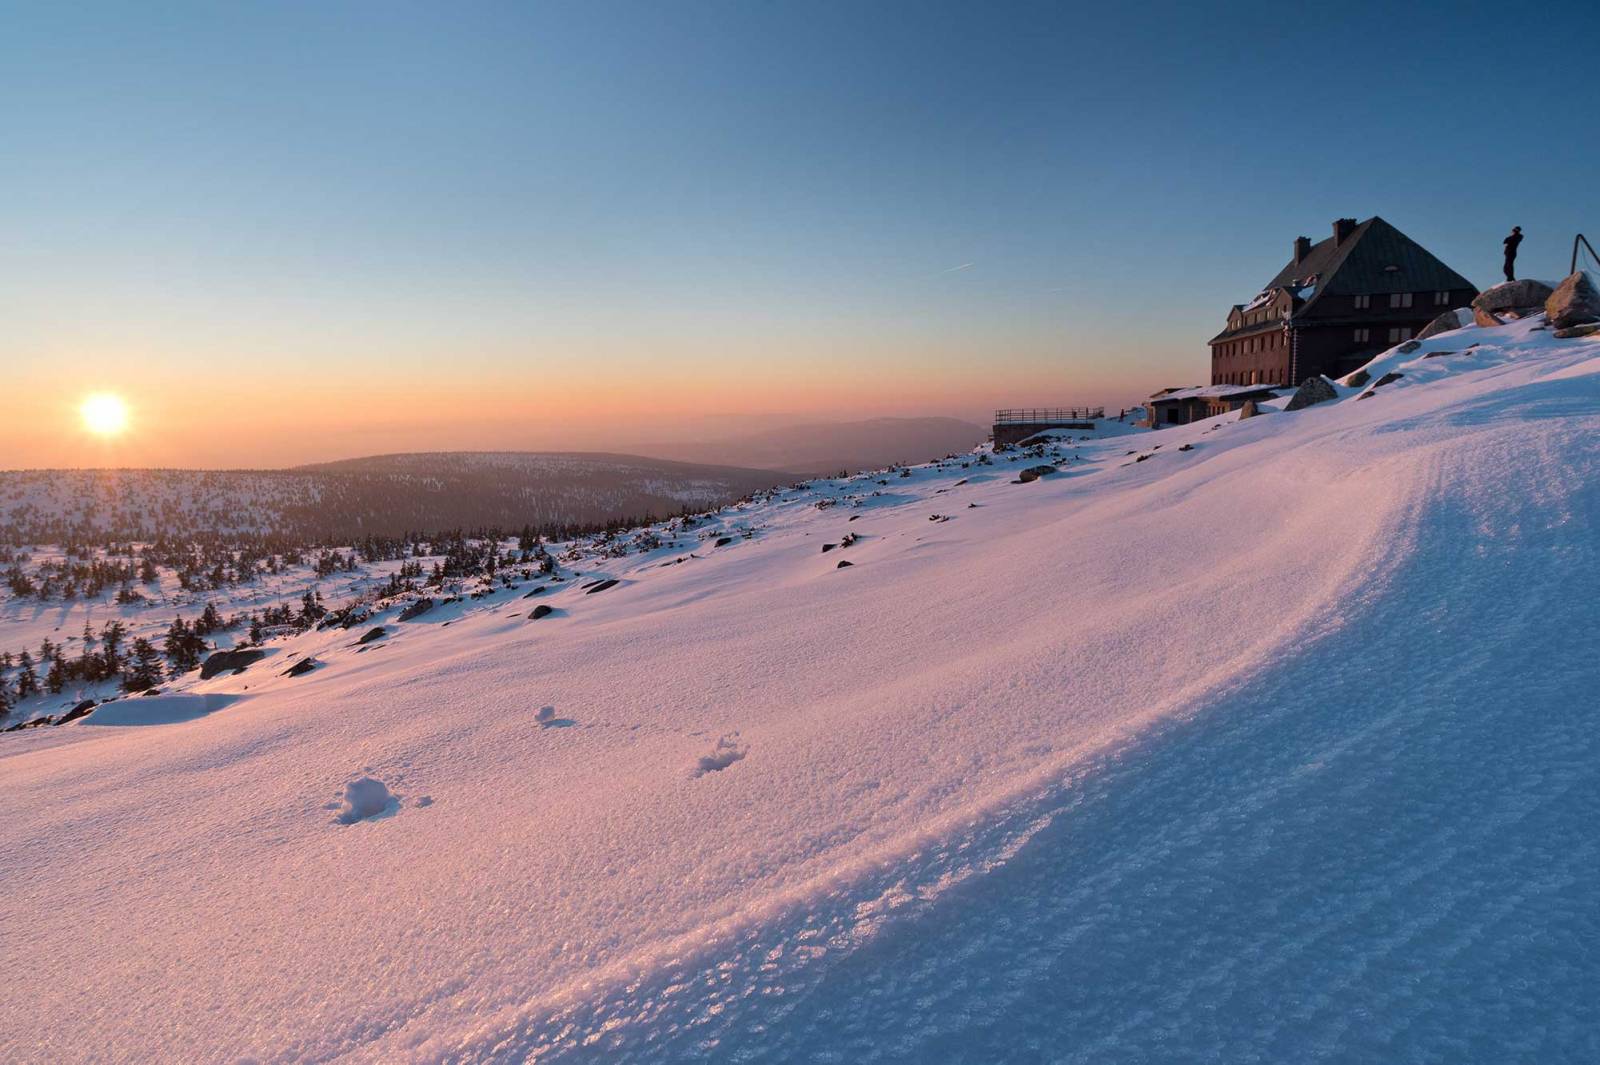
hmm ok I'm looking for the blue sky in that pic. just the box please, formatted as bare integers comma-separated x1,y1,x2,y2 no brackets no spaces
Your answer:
4,0,1595,465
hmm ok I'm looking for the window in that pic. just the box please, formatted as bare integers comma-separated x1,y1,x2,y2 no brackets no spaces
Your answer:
1354,328,1370,343
1388,326,1414,343
1354,294,1371,309
1389,292,1414,309
1434,291,1450,305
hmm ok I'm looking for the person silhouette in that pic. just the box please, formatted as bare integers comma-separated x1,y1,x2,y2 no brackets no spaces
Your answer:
1503,226,1523,283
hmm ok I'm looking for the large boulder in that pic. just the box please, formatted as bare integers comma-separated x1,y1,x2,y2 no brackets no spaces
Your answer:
1285,376,1338,411
1238,400,1262,419
1472,279,1556,327
1416,307,1471,339
1545,270,1600,329
199,648,266,679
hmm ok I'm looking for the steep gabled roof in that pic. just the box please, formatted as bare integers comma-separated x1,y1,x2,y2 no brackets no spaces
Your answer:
1267,217,1475,314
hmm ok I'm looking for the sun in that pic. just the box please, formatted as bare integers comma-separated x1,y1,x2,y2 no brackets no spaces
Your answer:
80,392,131,437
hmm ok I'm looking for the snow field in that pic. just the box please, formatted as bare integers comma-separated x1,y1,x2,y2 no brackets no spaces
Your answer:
0,314,1595,1062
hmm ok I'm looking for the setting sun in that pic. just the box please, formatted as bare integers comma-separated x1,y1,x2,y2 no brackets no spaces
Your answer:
79,392,130,437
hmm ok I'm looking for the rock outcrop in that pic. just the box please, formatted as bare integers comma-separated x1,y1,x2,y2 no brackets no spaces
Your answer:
58,699,98,724
1545,270,1600,330
199,648,267,679
1472,279,1555,327
1416,307,1470,339
1285,377,1338,411
397,598,435,622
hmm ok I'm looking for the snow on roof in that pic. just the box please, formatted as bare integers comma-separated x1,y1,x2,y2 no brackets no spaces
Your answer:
1149,382,1283,402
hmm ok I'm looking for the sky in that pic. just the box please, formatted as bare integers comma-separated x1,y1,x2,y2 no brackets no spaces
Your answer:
4,0,1596,468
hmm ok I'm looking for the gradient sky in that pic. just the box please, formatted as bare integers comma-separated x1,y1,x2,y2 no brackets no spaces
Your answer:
5,0,1595,468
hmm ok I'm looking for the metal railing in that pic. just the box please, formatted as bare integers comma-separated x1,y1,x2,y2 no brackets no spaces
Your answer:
1573,233,1597,275
993,407,1105,425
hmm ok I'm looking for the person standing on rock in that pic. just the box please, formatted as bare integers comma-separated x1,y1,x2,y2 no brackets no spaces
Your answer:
1503,226,1523,282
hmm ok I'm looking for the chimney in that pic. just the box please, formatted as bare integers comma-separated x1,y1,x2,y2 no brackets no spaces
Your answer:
1294,236,1312,263
1332,218,1357,245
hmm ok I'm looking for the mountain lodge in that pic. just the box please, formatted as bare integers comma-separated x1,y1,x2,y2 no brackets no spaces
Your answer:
1209,216,1477,388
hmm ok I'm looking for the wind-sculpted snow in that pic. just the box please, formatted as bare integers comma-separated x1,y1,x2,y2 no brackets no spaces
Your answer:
0,317,1595,1061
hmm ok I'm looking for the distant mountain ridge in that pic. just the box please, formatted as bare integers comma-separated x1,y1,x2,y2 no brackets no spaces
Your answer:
0,452,793,542
634,417,986,476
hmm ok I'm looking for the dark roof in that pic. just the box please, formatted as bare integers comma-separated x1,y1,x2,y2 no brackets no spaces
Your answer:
1208,319,1284,344
1266,217,1476,312
1149,384,1280,403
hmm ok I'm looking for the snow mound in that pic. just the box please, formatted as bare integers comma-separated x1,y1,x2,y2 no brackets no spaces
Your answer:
80,693,241,727
335,778,397,825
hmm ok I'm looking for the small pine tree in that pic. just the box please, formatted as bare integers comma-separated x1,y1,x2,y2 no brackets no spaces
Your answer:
100,620,127,676
14,652,40,700
46,654,68,695
123,638,164,693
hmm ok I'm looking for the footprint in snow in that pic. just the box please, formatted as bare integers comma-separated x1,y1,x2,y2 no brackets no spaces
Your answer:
692,734,747,777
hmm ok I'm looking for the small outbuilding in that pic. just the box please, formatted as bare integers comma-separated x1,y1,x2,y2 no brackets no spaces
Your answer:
1140,384,1281,428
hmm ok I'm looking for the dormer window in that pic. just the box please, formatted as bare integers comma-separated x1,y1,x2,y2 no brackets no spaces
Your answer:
1354,294,1371,309
1389,292,1414,309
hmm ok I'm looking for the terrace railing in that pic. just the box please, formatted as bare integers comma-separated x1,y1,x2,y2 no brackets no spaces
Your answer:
993,407,1105,425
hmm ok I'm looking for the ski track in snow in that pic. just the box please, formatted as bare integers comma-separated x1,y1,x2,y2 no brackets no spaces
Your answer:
497,418,1599,1064
1,317,1597,1062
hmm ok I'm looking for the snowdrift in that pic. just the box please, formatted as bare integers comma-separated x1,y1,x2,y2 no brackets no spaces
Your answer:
1,315,1596,1062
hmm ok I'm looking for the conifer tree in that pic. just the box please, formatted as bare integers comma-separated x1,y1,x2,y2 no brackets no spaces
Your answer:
100,620,127,678
14,652,39,700
123,638,164,693
46,653,67,695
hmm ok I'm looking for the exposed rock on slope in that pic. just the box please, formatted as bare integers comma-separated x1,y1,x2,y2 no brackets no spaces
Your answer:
1545,270,1600,329
1285,377,1338,411
1472,279,1555,326
1417,307,1471,339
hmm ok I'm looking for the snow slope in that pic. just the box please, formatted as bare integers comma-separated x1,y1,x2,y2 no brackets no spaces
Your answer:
1,316,1596,1062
